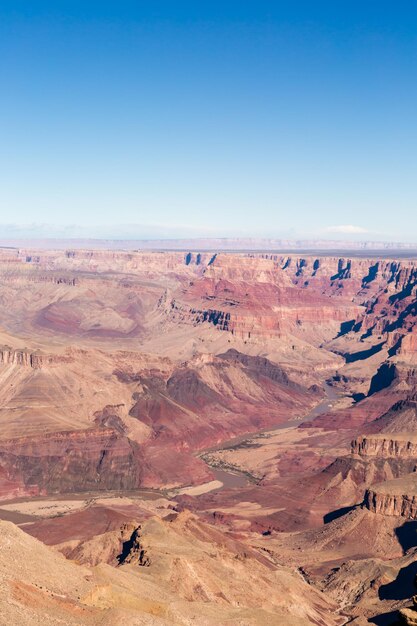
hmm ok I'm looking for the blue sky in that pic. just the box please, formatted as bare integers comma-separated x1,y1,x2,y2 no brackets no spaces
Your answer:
0,1,416,240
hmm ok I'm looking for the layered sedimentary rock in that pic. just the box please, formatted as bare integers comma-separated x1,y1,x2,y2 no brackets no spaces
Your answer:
164,254,417,349
364,474,417,518
1,248,417,625
0,248,416,504
0,428,142,493
0,346,74,368
0,248,416,373
365,395,417,433
167,254,365,341
352,434,417,458
0,340,318,496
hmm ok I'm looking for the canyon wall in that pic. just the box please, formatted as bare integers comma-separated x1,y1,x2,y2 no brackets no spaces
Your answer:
364,487,417,519
0,249,416,500
352,435,417,459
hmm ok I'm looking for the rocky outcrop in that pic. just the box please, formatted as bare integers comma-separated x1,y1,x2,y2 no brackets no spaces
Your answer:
0,513,346,626
159,254,417,351
0,347,74,369
0,348,37,367
125,351,317,449
401,597,417,625
364,489,417,518
364,474,417,519
307,436,417,519
191,306,232,332
0,428,142,494
352,435,417,459
117,523,151,566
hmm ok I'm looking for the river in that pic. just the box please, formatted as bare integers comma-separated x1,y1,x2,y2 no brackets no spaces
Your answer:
0,384,340,518
199,382,340,489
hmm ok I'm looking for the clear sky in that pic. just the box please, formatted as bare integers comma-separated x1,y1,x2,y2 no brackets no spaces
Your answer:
0,1,416,241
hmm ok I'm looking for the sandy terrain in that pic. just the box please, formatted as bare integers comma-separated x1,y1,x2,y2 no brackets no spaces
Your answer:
0,499,87,518
174,480,223,496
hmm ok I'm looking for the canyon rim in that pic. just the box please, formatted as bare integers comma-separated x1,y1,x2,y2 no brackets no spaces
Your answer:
0,245,416,624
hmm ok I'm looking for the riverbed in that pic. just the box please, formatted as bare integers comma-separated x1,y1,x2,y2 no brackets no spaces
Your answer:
198,382,340,490
0,384,341,519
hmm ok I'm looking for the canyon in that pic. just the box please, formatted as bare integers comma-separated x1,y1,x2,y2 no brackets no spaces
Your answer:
1,246,417,624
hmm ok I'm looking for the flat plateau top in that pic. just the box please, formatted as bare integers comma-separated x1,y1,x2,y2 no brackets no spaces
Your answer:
362,433,417,443
1,238,417,258
2,245,417,260
371,473,417,495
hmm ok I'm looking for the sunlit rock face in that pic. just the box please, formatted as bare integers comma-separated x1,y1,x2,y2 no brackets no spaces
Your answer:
0,248,416,498
1,247,417,624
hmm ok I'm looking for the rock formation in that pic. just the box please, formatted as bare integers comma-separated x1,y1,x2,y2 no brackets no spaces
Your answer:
0,247,416,624
0,512,346,626
364,474,417,519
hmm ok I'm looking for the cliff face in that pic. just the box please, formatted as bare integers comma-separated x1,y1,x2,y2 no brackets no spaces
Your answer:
287,431,417,522
364,488,417,519
158,254,417,354
352,435,417,459
0,342,318,497
398,331,417,362
0,347,74,369
0,348,39,367
0,428,143,493
0,248,416,503
2,247,213,276
167,255,366,341
363,471,417,519
0,248,416,356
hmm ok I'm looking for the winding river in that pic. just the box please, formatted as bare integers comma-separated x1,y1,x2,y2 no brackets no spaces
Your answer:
200,382,340,490
0,384,340,520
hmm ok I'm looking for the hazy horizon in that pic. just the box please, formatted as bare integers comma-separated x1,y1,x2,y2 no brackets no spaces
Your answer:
0,223,415,244
1,233,417,253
